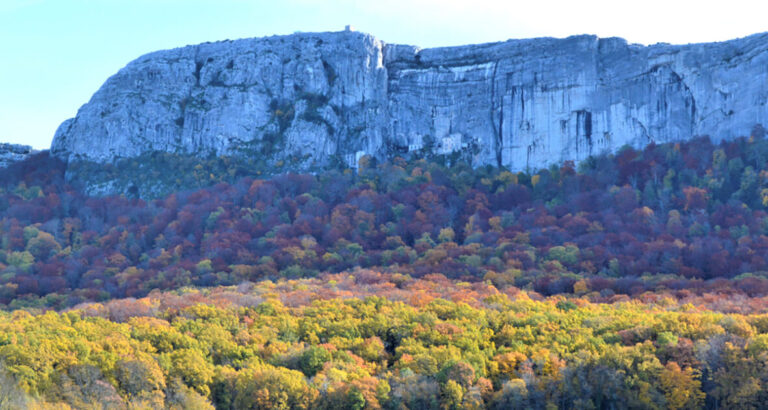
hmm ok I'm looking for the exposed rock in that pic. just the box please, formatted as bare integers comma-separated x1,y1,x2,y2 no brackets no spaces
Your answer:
0,143,36,168
52,30,768,172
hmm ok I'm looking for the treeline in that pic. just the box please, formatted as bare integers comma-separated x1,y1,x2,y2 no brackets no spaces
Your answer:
5,135,768,307
1,272,768,409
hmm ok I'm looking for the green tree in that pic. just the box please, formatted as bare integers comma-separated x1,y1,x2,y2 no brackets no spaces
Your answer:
298,346,332,377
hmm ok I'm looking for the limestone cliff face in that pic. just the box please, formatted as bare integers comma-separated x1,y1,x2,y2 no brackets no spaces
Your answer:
52,30,768,171
0,143,36,168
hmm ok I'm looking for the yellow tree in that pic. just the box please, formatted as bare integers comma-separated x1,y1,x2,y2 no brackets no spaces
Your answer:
658,362,704,410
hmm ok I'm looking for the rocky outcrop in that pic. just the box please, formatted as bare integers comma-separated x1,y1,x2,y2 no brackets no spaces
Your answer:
0,143,35,168
52,30,768,171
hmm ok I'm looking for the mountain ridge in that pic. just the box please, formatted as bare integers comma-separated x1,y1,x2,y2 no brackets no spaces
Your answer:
51,29,768,176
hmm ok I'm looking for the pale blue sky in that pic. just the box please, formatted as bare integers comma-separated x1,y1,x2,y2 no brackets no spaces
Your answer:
2,0,767,149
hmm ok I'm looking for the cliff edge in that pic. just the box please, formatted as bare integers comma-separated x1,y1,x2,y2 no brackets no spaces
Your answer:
51,30,768,171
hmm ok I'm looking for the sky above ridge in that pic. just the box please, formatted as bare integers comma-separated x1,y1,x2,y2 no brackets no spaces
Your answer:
2,0,767,150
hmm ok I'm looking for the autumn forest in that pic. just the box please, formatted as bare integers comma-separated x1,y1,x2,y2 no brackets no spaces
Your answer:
4,135,768,408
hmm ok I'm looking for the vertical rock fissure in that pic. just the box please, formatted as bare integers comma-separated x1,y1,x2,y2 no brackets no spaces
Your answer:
193,47,203,87
499,98,504,167
585,111,592,147
489,61,502,167
668,68,698,138
690,97,697,136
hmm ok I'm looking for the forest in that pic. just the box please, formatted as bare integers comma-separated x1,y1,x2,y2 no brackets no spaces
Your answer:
4,134,768,407
3,136,768,308
2,272,768,409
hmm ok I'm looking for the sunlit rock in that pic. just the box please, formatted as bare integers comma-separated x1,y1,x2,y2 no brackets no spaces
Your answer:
52,30,768,171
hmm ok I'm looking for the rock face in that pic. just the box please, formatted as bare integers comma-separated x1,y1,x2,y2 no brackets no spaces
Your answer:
52,30,768,171
0,143,35,168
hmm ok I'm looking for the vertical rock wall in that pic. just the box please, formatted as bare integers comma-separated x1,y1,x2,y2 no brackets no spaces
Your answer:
51,30,768,172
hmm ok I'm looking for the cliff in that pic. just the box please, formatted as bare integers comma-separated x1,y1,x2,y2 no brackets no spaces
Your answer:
0,143,36,168
52,30,768,171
